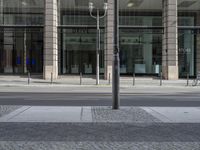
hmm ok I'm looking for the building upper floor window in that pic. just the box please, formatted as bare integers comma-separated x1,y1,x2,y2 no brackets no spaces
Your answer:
0,0,44,25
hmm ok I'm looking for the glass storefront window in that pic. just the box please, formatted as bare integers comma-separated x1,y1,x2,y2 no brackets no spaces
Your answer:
59,0,105,26
178,29,195,77
0,0,44,25
178,0,200,27
119,0,162,27
58,0,163,75
59,0,105,75
59,28,104,75
0,28,43,74
120,16,162,27
178,0,200,77
0,0,44,74
119,0,163,75
120,28,162,74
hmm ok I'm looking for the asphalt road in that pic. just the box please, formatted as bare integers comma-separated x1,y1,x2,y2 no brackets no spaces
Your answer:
0,92,200,106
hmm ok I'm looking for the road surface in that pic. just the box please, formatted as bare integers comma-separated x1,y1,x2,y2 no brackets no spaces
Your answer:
0,92,200,106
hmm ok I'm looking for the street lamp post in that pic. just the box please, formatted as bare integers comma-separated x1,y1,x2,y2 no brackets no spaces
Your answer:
89,2,108,85
113,0,120,109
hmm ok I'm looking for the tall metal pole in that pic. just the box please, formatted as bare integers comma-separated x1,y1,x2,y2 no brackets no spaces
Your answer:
112,0,120,109
96,9,100,85
89,2,107,85
24,29,27,73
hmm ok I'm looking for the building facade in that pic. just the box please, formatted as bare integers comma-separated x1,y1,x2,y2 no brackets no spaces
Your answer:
0,0,200,80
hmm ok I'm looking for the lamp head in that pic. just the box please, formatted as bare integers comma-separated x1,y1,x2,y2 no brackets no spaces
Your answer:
104,3,108,10
89,2,94,12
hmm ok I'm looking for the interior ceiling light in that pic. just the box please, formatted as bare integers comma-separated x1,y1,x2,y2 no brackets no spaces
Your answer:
21,0,37,6
127,0,143,8
21,0,27,6
127,0,135,8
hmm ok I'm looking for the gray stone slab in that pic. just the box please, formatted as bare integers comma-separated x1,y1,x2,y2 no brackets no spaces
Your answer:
142,107,200,123
0,106,92,123
0,105,21,118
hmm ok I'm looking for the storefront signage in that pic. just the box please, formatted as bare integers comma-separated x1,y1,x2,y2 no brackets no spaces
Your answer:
178,48,191,53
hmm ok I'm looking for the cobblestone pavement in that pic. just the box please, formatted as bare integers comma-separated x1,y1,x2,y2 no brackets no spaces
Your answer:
92,107,160,122
0,142,200,150
1,123,200,142
0,105,21,117
0,123,200,149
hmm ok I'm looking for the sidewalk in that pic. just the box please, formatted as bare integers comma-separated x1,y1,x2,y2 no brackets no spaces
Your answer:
0,106,200,149
0,75,199,88
1,106,200,123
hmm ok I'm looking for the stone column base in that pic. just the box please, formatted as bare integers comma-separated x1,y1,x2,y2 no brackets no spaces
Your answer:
104,65,112,80
197,63,200,74
43,66,58,80
162,66,179,80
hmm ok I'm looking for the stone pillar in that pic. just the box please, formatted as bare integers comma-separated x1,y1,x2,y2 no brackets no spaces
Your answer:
196,36,200,74
162,0,179,80
196,12,200,74
43,0,58,79
104,0,114,80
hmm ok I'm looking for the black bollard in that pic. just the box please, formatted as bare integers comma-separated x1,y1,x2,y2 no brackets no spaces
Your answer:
80,72,82,85
51,72,53,84
160,71,162,86
133,73,135,86
28,72,30,85
109,73,111,85
187,72,189,86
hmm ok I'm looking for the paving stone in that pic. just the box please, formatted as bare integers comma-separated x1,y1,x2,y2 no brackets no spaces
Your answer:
0,123,200,142
0,105,21,117
92,107,161,122
0,142,200,150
